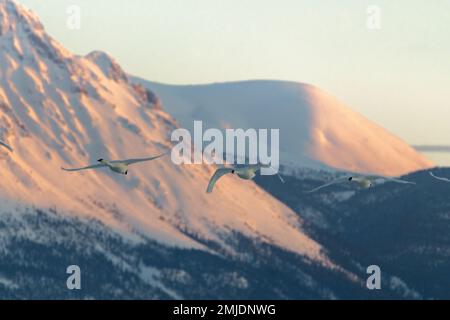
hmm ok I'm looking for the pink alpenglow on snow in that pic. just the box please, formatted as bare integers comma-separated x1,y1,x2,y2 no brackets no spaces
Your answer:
135,80,434,177
0,0,331,265
0,139,13,152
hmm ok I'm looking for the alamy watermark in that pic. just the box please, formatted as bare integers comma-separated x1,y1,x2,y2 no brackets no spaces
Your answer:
66,5,81,30
366,265,381,290
366,5,382,30
170,121,280,175
66,265,81,290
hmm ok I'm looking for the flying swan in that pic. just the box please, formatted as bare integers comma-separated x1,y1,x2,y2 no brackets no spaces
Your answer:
207,163,284,193
61,153,167,175
0,140,13,152
429,172,450,183
307,174,416,193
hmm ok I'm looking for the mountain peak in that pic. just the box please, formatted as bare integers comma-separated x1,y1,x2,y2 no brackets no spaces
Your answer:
0,2,326,264
0,0,43,35
135,79,434,176
86,51,128,82
0,0,72,64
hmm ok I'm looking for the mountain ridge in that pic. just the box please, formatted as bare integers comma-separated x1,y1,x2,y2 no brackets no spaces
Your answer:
0,0,330,261
132,77,433,176
1,0,442,299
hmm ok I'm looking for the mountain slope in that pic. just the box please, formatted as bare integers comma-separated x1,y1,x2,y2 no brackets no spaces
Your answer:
254,167,450,299
3,0,441,300
0,0,374,299
133,79,433,176
0,0,331,258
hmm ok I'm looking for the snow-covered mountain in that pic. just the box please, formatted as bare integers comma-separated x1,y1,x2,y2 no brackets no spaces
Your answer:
133,79,433,176
255,167,450,300
0,0,369,298
3,0,444,300
0,0,330,257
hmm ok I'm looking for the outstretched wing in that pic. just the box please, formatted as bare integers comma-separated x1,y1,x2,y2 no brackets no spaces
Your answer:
0,140,13,152
61,163,106,172
367,175,416,185
276,173,285,184
207,168,234,193
306,176,350,193
118,153,167,166
386,177,416,185
259,163,285,184
429,172,450,183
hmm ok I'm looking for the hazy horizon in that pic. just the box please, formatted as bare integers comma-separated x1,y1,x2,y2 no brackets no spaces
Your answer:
15,0,450,165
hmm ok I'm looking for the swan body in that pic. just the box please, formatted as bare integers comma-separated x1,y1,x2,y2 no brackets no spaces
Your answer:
98,159,129,175
235,167,258,180
349,176,374,188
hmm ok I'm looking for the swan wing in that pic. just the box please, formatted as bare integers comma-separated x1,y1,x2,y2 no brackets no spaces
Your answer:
306,176,349,193
429,172,450,183
61,163,106,172
258,164,285,183
207,168,234,193
367,175,416,185
118,153,167,166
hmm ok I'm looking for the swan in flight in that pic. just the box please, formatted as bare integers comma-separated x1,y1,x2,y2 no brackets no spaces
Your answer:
207,163,284,193
429,172,450,182
0,140,13,152
61,153,167,175
307,174,415,193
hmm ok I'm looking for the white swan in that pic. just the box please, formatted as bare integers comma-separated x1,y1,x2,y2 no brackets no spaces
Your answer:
429,172,450,182
307,174,415,193
207,163,284,193
61,153,167,175
0,140,13,152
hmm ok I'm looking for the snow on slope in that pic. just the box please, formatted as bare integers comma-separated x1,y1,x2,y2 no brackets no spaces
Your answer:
0,0,329,263
132,79,433,176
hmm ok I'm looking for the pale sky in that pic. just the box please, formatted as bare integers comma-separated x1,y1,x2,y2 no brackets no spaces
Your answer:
17,0,450,164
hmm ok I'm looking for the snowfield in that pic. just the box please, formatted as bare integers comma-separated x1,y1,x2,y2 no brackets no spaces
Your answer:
1,0,444,300
0,0,329,262
133,79,433,176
